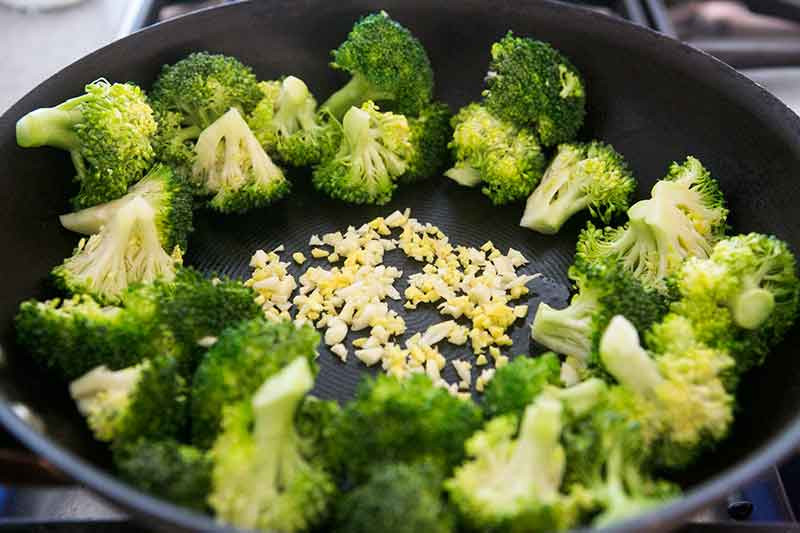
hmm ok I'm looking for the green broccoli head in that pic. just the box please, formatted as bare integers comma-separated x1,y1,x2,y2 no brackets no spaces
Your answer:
69,355,187,444
531,259,668,369
483,33,586,146
561,387,679,527
328,373,483,484
521,141,635,234
670,233,799,375
321,11,434,119
52,195,182,303
192,107,290,214
445,103,545,204
248,76,342,167
600,315,735,469
59,164,193,252
152,108,201,183
576,156,727,292
150,52,262,131
209,357,335,533
14,294,159,380
482,352,561,418
191,317,320,448
113,439,211,511
445,395,587,532
16,80,157,209
312,101,411,205
400,101,453,183
335,462,453,533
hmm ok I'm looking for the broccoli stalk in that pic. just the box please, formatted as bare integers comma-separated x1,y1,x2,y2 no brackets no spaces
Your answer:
312,102,411,205
209,357,334,532
321,11,434,119
16,80,157,208
576,156,727,291
192,107,290,214
520,142,635,234
69,355,187,444
52,196,182,303
59,164,193,252
445,395,583,531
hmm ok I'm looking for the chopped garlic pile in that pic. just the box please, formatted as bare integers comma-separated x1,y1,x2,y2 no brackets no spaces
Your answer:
244,209,540,395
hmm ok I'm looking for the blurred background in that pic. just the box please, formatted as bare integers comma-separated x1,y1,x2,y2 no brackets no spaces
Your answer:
2,0,800,531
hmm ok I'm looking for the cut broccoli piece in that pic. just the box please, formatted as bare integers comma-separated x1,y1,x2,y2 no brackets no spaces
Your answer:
59,163,193,252
445,395,586,531
599,315,735,468
576,156,727,291
328,373,483,485
531,259,668,368
670,233,800,375
69,355,187,444
52,196,182,303
483,32,586,146
150,52,262,131
321,11,434,119
152,108,200,183
445,103,545,205
334,462,453,533
16,80,157,208
113,439,211,511
400,101,452,183
192,107,290,213
191,318,320,448
521,141,635,234
14,294,159,380
248,76,341,167
209,357,335,532
482,352,561,418
312,101,411,205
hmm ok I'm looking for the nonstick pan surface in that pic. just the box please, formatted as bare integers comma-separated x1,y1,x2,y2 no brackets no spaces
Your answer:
2,1,800,531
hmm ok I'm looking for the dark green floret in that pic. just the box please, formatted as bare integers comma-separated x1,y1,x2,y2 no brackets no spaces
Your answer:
321,11,434,119
400,101,453,183
16,80,157,209
482,352,561,418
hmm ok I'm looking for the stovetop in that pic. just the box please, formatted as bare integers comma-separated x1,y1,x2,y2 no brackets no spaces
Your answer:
3,0,800,531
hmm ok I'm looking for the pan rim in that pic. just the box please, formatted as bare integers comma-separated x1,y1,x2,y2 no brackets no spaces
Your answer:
2,0,800,531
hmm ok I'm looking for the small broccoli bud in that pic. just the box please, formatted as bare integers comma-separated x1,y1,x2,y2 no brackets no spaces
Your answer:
193,107,290,214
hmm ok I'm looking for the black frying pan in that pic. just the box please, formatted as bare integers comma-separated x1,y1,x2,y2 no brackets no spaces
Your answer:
2,1,800,531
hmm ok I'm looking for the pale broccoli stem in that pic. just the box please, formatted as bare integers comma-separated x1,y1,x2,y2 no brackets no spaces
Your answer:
444,163,482,187
727,256,777,330
69,363,144,441
519,146,585,234
274,76,318,137
599,315,663,396
16,97,85,171
321,74,392,121
530,290,598,364
343,105,407,183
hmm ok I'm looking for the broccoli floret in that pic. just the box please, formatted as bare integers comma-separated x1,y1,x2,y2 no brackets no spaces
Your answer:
59,164,193,252
14,294,158,380
52,196,182,303
670,233,800,374
16,80,156,208
483,32,586,146
113,439,211,511
561,387,679,527
445,103,545,205
192,107,290,214
531,259,668,368
576,156,727,291
328,373,483,484
482,352,561,418
445,395,586,531
335,462,453,533
150,52,262,131
599,315,735,468
400,101,452,183
69,355,187,444
248,76,341,167
191,318,320,448
152,108,200,182
209,357,335,532
521,142,635,234
312,102,411,205
321,11,434,119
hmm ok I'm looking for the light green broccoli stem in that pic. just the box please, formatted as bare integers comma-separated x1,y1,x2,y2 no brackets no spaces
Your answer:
531,292,597,363
599,315,663,396
444,163,482,187
547,378,607,417
520,146,586,234
321,74,392,120
274,76,317,136
344,105,407,179
730,288,775,330
16,93,89,150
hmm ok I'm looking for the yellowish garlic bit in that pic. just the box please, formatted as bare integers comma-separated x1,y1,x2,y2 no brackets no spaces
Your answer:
475,368,496,392
245,248,296,321
292,252,307,265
